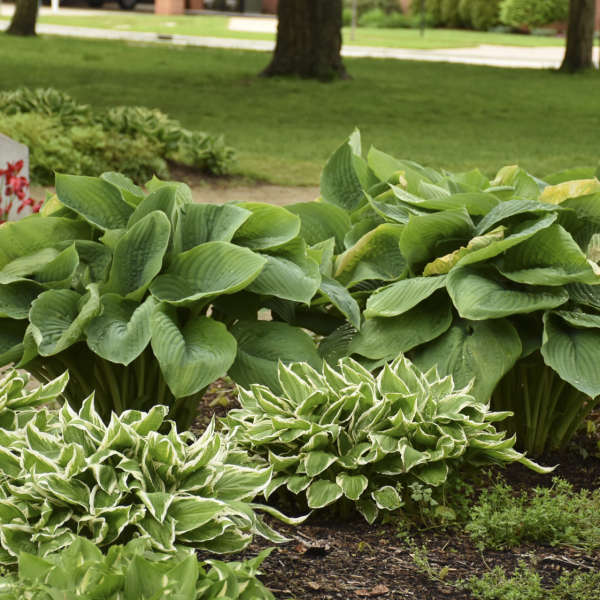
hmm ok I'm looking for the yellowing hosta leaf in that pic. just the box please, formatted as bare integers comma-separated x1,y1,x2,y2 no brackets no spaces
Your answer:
539,178,600,205
423,227,505,276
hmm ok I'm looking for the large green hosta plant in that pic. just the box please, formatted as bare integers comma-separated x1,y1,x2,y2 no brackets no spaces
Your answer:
223,356,549,523
0,172,327,427
0,371,296,565
294,131,600,456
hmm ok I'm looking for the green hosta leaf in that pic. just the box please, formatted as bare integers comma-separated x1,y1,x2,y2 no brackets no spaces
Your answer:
229,321,321,393
372,486,403,511
567,282,600,310
320,134,365,212
543,168,598,185
335,224,406,286
490,165,540,202
30,285,101,356
541,311,600,398
127,185,180,228
55,173,133,231
367,146,403,182
247,238,321,304
145,176,193,205
352,296,452,360
35,244,79,287
399,208,474,272
151,305,237,397
85,295,158,365
475,200,559,236
174,203,251,253
319,275,361,330
306,480,343,509
0,319,27,365
0,281,45,319
336,472,368,501
101,171,145,207
412,318,522,401
447,265,568,320
0,247,60,283
365,275,447,318
498,224,600,286
0,217,91,270
287,202,351,254
104,212,171,301
150,242,266,306
232,203,300,250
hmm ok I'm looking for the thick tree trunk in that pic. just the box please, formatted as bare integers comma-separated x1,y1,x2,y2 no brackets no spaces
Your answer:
560,0,596,72
6,0,38,36
262,0,348,80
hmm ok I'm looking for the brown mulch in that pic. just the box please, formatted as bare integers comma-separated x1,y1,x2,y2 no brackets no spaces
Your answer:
194,379,600,600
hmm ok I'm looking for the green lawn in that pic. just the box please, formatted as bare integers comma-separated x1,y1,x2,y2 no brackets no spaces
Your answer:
1,34,597,186
0,12,567,49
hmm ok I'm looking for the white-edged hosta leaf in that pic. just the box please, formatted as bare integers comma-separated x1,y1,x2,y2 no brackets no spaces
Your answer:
287,202,351,253
336,472,368,501
306,479,343,509
372,486,403,511
247,238,321,304
303,451,337,477
365,275,447,318
174,203,251,253
55,173,133,231
85,295,158,365
229,321,321,393
150,241,266,305
412,318,522,401
414,462,449,486
29,285,101,356
335,224,406,286
497,224,600,286
167,498,225,534
137,491,174,523
356,498,378,524
352,296,452,360
232,203,300,250
541,311,600,398
447,265,568,320
150,305,237,398
104,212,171,301
212,467,271,501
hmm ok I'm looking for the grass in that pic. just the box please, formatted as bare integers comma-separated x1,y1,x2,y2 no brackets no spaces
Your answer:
0,12,567,49
1,34,598,185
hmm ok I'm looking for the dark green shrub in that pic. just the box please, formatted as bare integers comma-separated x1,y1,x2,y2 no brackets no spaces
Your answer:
359,8,421,28
459,0,502,30
343,0,404,17
500,0,568,28
440,0,463,27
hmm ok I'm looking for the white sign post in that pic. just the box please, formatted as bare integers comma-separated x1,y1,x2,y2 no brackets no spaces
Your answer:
0,134,31,222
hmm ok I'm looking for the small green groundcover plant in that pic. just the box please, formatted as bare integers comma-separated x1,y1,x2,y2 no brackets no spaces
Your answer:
0,172,329,427
301,130,600,456
0,370,299,565
0,88,234,184
223,356,550,523
0,536,275,600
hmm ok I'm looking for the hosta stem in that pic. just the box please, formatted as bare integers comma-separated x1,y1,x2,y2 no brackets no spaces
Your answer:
491,352,594,457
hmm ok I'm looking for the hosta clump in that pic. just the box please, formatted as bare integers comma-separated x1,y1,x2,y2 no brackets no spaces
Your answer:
0,172,325,427
223,356,550,524
0,381,293,565
299,130,600,455
0,536,275,600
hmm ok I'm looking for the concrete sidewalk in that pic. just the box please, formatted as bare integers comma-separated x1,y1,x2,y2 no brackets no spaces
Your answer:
1,9,595,69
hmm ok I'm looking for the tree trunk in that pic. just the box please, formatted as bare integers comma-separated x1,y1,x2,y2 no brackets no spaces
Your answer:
6,0,38,36
560,0,596,73
262,0,348,81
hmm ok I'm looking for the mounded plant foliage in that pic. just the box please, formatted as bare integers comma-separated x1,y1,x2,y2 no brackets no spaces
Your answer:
0,536,275,600
0,371,297,565
0,172,329,426
223,356,549,524
290,131,600,456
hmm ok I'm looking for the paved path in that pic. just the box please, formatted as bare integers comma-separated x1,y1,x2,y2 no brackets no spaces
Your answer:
2,8,597,69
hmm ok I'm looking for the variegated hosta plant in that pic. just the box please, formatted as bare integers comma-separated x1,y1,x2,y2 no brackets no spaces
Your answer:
0,172,327,427
297,130,600,456
0,373,297,565
223,357,550,524
0,536,275,600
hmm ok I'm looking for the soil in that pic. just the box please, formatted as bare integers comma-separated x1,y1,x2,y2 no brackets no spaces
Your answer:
194,379,600,600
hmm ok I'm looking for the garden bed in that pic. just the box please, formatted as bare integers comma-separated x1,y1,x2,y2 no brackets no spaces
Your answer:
196,382,600,599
